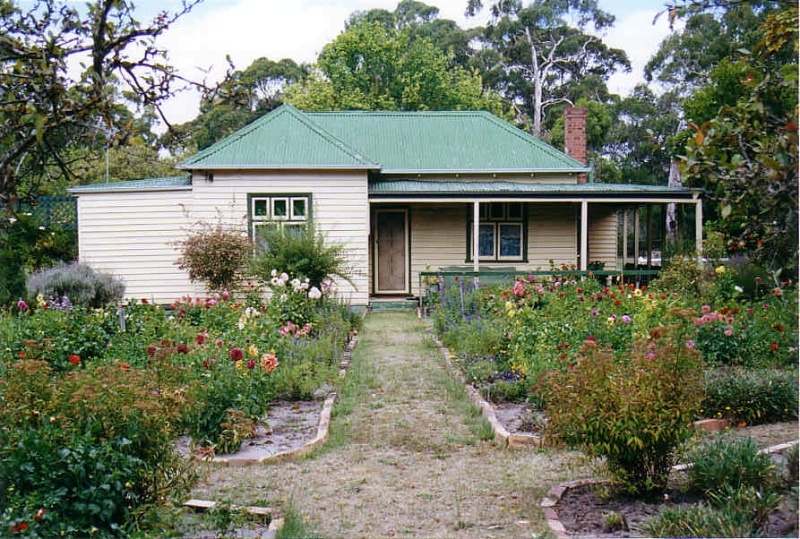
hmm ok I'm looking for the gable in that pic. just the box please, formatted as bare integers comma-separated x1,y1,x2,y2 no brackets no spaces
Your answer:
179,105,376,170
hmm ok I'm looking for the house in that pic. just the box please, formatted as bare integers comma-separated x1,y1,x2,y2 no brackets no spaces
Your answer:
69,104,702,306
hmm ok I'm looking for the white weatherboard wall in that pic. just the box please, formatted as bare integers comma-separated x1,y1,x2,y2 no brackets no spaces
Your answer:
190,170,370,307
75,188,205,304
588,205,619,271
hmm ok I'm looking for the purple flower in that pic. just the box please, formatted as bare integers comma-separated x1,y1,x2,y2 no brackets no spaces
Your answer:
685,339,695,349
622,315,632,324
17,299,28,311
590,309,599,317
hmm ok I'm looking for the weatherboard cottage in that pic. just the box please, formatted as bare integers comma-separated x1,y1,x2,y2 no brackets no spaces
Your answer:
69,105,702,306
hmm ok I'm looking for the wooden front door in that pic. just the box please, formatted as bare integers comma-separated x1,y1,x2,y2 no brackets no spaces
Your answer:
374,209,408,294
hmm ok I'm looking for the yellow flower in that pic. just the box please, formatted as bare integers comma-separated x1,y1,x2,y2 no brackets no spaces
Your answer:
633,288,642,297
715,266,725,275
505,301,513,311
508,309,516,318
248,344,259,358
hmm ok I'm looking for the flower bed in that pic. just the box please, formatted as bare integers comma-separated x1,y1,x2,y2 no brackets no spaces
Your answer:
430,262,798,529
0,280,360,538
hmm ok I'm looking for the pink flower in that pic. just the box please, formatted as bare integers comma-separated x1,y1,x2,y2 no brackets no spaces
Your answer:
512,280,526,298
724,329,733,337
685,340,695,349
701,305,711,314
222,290,230,301
17,299,27,311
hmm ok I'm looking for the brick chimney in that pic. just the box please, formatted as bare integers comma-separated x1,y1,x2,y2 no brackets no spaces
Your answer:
564,107,588,183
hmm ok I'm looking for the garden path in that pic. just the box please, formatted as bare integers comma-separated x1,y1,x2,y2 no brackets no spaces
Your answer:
189,311,590,538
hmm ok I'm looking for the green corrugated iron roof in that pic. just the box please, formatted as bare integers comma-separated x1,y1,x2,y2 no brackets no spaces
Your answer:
68,176,191,193
179,104,589,174
179,105,376,170
370,179,699,199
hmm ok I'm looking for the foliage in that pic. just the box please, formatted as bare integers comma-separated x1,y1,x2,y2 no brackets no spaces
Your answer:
0,0,201,210
541,327,705,495
0,359,190,538
468,0,629,137
250,222,353,289
162,57,310,153
284,20,507,115
175,223,253,292
26,261,125,309
702,368,798,425
0,213,77,307
1,278,359,533
10,306,117,370
687,436,780,497
681,7,798,278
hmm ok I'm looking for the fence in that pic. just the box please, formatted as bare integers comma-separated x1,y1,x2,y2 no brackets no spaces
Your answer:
17,196,77,231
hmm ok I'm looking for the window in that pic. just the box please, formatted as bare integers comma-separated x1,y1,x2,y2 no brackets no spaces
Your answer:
468,202,526,262
249,194,310,243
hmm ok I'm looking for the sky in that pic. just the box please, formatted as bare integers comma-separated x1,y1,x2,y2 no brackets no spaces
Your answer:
135,0,677,126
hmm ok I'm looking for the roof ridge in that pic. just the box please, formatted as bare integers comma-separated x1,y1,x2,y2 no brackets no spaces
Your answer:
180,105,377,169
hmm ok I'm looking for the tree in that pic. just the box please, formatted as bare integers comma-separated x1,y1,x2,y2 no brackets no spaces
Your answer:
598,86,684,185
467,0,630,138
0,0,201,210
645,1,783,98
162,57,310,153
284,21,506,114
681,6,798,278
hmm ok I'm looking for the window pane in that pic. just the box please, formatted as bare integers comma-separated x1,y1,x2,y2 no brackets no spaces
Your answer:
479,223,495,258
253,199,268,218
284,223,304,238
291,198,307,219
489,203,505,220
507,203,523,220
499,224,522,258
272,198,288,219
253,222,277,251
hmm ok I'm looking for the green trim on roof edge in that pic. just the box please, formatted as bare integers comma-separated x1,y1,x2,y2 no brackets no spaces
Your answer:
68,176,191,193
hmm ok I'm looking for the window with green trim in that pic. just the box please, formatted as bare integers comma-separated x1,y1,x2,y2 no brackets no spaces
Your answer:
468,202,526,262
249,194,310,243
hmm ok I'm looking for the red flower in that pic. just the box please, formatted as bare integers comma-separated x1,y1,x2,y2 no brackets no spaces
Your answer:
69,354,80,365
17,350,26,359
196,333,207,345
120,363,130,371
34,508,45,521
770,343,779,351
246,359,256,370
230,348,244,361
614,299,621,306
10,521,29,532
146,345,157,356
775,324,784,332
176,343,190,354
141,298,149,304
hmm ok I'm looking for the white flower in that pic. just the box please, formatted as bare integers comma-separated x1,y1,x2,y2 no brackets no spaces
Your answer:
734,285,743,293
280,272,289,282
301,282,309,290
308,286,322,300
271,269,278,277
270,277,280,286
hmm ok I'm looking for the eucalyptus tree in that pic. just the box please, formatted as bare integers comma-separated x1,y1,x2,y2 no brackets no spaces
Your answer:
284,20,506,114
0,0,202,210
466,0,630,138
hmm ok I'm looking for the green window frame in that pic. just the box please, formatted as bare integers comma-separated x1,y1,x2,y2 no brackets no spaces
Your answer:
467,202,527,262
248,193,311,245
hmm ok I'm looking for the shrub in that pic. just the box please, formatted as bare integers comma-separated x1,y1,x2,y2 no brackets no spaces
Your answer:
250,222,352,289
26,261,124,308
175,223,252,292
702,368,799,425
541,326,704,495
687,437,780,497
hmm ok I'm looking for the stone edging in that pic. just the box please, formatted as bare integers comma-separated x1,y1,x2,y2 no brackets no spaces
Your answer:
541,440,800,538
210,335,358,466
432,336,542,449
